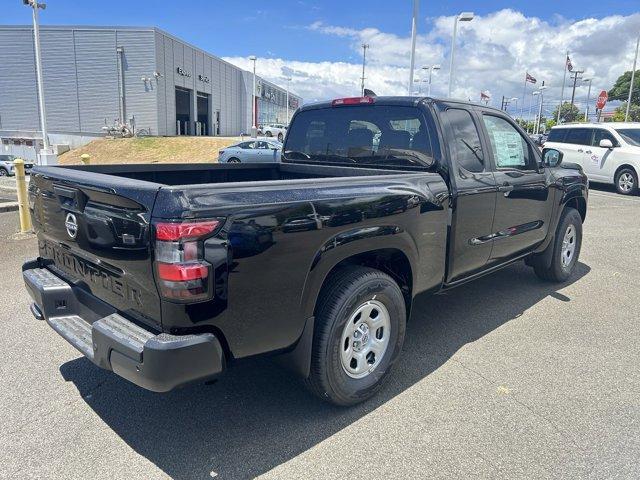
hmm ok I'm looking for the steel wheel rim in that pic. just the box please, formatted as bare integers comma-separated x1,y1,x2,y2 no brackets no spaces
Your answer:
561,224,576,268
619,173,634,192
340,299,391,379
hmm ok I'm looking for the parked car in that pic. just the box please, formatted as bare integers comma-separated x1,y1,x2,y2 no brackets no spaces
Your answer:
22,95,587,406
544,122,640,195
218,139,282,163
258,123,287,141
529,133,547,147
0,155,34,176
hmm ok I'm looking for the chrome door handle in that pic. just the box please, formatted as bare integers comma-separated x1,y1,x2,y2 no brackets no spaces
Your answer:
498,182,514,193
577,149,584,153
585,150,592,154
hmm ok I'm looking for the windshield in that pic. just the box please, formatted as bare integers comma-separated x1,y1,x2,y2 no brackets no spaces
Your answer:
283,104,437,170
615,128,640,147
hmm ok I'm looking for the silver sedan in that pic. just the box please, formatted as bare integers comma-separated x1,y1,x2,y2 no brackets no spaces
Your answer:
217,139,282,163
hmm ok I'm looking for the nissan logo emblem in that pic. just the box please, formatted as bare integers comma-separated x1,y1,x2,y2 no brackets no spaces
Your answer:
65,212,78,239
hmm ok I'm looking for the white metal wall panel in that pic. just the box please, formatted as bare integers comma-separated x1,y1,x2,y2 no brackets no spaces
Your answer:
162,34,176,135
40,30,80,132
115,30,157,135
0,29,39,131
154,31,167,136
74,29,120,133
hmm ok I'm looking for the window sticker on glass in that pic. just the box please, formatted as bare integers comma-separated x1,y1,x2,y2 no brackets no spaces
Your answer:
492,130,525,167
483,116,527,168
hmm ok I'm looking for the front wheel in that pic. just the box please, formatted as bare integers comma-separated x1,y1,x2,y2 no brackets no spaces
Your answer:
533,207,582,282
305,266,406,406
0,168,8,177
265,131,273,137
277,133,283,142
615,168,638,195
227,157,241,163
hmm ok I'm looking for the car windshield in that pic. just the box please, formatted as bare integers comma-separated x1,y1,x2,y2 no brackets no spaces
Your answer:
283,104,437,170
615,128,640,147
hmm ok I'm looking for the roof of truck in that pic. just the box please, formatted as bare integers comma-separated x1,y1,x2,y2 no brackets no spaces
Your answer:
298,95,506,115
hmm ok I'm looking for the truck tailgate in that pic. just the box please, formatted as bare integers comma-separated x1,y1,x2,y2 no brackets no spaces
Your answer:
29,167,163,329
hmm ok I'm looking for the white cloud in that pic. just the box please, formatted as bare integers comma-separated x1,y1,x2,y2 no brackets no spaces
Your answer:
224,9,640,118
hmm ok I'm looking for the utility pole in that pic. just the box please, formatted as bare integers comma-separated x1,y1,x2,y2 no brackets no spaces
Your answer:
583,78,592,122
408,0,419,95
24,0,57,165
569,69,584,112
625,33,640,122
360,43,369,96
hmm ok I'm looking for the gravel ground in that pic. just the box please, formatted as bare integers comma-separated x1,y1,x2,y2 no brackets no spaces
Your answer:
0,187,639,479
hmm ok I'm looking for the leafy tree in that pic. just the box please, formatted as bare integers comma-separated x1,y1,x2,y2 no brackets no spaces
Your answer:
611,102,640,122
608,70,640,105
546,118,557,130
551,102,584,124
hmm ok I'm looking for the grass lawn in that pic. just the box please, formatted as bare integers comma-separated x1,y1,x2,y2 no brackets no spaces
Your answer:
58,136,242,165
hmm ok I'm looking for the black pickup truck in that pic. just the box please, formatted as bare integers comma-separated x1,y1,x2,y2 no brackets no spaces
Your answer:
23,96,588,406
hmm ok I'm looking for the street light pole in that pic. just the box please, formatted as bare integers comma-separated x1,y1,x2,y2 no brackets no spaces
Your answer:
249,55,257,137
360,43,369,96
448,12,474,98
625,32,640,122
531,91,540,133
535,86,547,134
427,65,440,96
24,0,56,165
284,76,291,125
583,78,592,122
408,0,419,95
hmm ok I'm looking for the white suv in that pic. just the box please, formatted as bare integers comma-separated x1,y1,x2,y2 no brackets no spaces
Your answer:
258,124,287,142
544,123,640,195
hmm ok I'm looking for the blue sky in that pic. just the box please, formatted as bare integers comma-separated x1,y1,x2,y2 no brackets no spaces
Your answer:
4,1,640,116
4,0,638,63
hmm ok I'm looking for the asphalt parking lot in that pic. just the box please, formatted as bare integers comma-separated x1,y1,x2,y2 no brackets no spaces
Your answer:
1,186,639,479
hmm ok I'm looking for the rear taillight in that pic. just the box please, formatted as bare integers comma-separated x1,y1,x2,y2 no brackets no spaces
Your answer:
153,219,221,301
331,96,375,106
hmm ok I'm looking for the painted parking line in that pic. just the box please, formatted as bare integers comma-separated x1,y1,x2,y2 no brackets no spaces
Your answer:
589,191,640,203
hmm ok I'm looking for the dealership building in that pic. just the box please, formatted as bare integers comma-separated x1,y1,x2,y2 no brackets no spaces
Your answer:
0,25,301,160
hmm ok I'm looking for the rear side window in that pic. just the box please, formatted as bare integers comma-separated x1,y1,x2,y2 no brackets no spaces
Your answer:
547,128,567,143
284,105,436,170
444,108,484,173
564,128,591,146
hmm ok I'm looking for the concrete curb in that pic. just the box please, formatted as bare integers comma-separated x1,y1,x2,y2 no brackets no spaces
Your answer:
0,202,19,213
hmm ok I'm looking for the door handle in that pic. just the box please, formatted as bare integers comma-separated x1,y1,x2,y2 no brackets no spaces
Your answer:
585,150,592,154
498,181,514,193
577,149,584,153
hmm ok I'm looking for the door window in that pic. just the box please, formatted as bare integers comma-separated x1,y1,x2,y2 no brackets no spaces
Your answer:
482,115,534,170
592,129,619,147
256,141,270,149
547,128,568,143
564,128,591,146
444,109,484,173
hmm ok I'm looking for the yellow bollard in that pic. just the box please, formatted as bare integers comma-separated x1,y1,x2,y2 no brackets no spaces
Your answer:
80,153,91,165
13,158,32,233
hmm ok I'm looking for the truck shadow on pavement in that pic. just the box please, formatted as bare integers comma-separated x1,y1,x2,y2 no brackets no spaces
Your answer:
60,261,590,480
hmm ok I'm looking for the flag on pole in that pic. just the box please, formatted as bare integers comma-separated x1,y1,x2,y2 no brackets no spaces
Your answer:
480,91,491,101
566,55,573,72
525,72,537,84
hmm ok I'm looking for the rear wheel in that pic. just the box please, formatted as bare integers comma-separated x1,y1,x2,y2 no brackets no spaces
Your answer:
0,168,8,176
533,207,582,282
277,133,283,142
305,266,406,406
615,167,638,195
228,157,241,163
265,131,273,137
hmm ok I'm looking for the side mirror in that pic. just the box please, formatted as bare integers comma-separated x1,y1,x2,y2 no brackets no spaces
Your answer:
599,139,614,149
542,148,563,168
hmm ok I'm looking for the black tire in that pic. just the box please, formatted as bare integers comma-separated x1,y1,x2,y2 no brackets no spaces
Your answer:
0,168,8,176
265,131,273,137
228,157,241,163
277,133,283,142
614,167,638,196
534,207,582,282
305,266,406,406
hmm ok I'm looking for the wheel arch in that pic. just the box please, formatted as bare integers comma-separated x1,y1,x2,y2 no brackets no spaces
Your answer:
614,164,638,182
